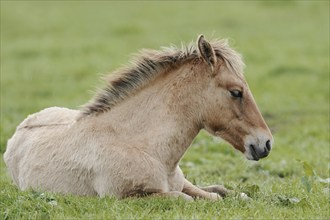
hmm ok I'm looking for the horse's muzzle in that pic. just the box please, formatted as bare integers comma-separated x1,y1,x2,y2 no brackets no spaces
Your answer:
248,139,272,161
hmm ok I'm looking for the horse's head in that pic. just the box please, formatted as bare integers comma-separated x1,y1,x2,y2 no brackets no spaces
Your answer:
197,35,273,161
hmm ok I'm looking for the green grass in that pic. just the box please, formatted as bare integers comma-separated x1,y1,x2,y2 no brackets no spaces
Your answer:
1,1,329,219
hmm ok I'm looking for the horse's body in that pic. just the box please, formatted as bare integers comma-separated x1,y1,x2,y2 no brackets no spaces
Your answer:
6,106,186,197
4,35,273,200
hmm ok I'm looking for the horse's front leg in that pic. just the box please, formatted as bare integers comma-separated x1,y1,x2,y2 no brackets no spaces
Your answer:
151,191,194,201
199,185,231,198
182,179,221,201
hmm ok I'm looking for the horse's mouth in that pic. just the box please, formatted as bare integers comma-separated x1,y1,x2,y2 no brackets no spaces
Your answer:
249,145,260,161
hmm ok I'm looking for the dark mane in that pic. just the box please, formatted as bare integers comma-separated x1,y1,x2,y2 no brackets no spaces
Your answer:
81,39,244,116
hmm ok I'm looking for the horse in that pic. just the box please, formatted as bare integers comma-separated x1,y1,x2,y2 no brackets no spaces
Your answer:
4,35,273,200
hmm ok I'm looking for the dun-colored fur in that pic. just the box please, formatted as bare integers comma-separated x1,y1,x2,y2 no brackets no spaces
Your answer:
4,35,273,200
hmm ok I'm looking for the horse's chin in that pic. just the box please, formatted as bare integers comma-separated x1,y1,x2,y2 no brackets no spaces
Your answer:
243,145,263,161
245,153,260,161
211,129,264,161
223,140,260,161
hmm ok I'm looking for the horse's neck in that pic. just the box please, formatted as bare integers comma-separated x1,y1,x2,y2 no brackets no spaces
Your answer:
90,64,204,170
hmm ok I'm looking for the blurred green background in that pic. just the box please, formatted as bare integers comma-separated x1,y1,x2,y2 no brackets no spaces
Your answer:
2,1,328,160
0,1,329,219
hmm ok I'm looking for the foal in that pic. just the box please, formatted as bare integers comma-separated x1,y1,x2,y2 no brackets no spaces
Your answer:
4,35,273,200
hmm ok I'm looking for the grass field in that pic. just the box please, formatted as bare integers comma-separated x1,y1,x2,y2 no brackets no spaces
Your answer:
1,1,329,219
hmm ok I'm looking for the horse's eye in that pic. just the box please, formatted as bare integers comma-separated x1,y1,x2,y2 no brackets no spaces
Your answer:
230,90,243,98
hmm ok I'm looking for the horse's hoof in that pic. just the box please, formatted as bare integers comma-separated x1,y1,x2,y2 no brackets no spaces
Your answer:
209,192,221,201
240,192,252,201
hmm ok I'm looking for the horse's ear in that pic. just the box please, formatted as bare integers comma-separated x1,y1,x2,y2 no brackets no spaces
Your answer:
197,35,216,72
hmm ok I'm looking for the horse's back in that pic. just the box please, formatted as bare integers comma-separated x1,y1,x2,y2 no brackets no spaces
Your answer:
16,106,78,129
3,107,85,192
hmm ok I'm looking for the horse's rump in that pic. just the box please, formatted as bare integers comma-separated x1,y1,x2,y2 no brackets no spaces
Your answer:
4,107,79,188
16,107,78,130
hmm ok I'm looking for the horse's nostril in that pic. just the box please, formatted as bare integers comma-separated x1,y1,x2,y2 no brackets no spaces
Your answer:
266,140,271,151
